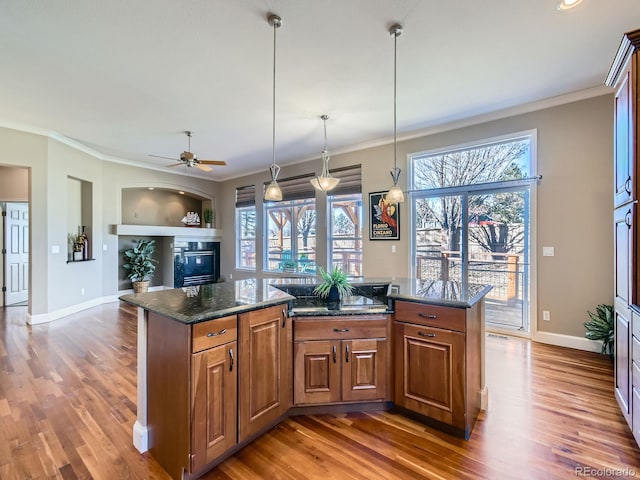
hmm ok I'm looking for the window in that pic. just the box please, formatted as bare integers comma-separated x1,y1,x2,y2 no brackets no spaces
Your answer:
410,133,536,332
329,194,362,276
327,165,363,276
264,174,317,275
235,185,256,270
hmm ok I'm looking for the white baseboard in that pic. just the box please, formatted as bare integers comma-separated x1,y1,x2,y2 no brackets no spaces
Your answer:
533,330,603,353
480,386,489,411
26,295,120,325
132,421,149,453
26,285,174,325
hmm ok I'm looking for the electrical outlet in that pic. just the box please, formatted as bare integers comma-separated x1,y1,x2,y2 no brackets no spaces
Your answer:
81,288,85,296
229,274,233,279
542,310,550,321
391,245,397,254
543,246,555,257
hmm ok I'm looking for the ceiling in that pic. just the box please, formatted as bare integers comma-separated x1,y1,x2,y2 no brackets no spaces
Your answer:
0,0,638,181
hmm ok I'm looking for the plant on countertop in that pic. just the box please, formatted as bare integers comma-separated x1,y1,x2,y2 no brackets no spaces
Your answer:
584,304,614,357
313,266,354,300
123,239,158,283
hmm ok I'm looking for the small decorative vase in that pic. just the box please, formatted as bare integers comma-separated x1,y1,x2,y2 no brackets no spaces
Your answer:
327,285,340,310
205,223,212,228
73,251,83,261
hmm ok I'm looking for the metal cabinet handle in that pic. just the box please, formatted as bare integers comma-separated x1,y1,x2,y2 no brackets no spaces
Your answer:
626,209,632,229
333,328,350,333
332,344,337,364
229,348,234,372
207,328,227,337
345,345,350,363
418,331,436,338
625,176,633,196
418,313,437,319
282,309,286,328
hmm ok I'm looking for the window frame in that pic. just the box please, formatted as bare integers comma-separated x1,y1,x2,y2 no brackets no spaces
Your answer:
327,192,363,277
235,205,257,271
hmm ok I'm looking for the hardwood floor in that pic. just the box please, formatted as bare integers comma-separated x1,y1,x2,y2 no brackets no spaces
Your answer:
1,303,639,479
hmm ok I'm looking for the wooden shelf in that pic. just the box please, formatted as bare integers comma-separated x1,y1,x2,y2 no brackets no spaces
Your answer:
66,258,96,264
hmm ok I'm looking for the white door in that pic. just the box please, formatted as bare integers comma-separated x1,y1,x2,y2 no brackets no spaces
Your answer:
4,202,29,305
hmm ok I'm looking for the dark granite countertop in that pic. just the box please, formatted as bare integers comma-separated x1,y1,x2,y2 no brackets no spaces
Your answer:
119,277,492,324
119,279,294,324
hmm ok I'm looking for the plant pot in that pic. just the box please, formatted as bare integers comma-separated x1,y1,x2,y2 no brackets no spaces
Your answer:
327,285,341,310
73,251,83,261
133,280,150,294
205,223,212,229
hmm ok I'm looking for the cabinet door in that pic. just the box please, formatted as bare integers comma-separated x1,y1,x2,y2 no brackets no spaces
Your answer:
614,65,634,207
294,340,341,405
239,304,291,442
616,307,632,425
394,322,465,428
342,339,387,402
615,205,634,307
191,341,237,472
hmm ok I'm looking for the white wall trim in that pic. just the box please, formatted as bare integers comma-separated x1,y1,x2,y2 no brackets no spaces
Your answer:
533,330,603,353
26,295,120,325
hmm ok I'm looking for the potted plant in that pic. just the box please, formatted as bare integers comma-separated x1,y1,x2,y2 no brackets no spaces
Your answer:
123,239,159,293
584,304,614,357
68,233,84,261
203,208,213,228
313,266,354,308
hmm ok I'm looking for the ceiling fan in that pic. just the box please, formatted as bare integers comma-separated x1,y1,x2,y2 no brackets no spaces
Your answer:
149,131,227,172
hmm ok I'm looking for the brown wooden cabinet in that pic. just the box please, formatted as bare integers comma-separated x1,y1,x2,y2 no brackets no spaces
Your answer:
238,304,291,442
293,316,389,405
607,28,640,440
393,300,482,439
146,312,238,480
191,340,237,472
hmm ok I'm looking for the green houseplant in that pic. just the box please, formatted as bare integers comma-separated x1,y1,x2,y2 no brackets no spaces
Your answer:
123,239,159,293
313,266,354,306
203,208,213,228
584,304,614,357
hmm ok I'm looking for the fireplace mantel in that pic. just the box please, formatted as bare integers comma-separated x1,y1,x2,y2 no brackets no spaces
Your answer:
113,224,222,240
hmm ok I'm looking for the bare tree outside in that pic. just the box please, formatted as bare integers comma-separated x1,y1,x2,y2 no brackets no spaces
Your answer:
414,140,529,252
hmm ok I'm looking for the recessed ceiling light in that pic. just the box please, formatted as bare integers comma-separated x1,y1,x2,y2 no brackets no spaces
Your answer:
179,191,185,195
148,187,155,190
557,0,583,11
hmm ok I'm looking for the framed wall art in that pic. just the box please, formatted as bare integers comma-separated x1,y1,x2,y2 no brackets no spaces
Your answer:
369,191,400,240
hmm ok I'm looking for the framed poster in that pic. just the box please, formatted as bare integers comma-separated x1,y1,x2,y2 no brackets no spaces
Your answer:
369,191,400,240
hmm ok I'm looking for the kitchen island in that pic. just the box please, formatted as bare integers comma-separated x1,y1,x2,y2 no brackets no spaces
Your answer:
120,277,491,480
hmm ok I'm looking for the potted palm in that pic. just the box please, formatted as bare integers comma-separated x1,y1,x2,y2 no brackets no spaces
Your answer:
313,266,354,309
123,239,158,293
584,304,614,358
203,208,213,228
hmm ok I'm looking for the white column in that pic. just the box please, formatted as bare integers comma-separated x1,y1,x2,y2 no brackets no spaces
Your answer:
132,307,149,452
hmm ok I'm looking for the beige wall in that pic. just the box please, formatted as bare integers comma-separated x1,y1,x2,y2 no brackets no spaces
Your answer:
218,95,614,339
0,166,28,201
121,188,203,226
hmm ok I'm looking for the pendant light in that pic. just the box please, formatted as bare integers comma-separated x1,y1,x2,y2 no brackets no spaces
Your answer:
264,14,283,202
310,115,340,192
386,24,405,205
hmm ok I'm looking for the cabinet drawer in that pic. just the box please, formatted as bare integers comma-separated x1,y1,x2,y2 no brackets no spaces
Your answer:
634,336,640,366
634,361,640,391
633,308,640,339
294,316,388,341
192,315,237,353
395,301,466,332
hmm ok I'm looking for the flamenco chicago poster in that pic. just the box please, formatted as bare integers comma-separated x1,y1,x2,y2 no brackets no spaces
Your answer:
369,191,400,240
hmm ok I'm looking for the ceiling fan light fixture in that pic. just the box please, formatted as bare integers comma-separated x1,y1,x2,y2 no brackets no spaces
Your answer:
557,0,582,10
311,115,340,192
264,14,284,202
387,23,405,205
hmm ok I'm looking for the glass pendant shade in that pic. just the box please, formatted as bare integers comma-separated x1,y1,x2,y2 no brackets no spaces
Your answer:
311,149,340,192
264,163,282,201
386,185,405,204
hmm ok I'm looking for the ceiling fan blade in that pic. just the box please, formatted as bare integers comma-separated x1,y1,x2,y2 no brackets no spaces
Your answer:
149,154,179,161
199,160,227,166
166,162,184,168
195,163,213,172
